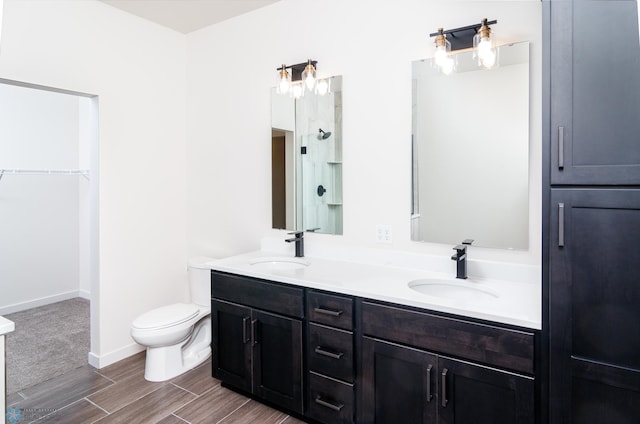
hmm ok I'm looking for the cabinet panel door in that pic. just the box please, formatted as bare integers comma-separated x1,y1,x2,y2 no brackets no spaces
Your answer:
211,299,251,392
549,189,640,423
438,357,534,424
361,337,437,424
550,0,640,184
252,310,303,414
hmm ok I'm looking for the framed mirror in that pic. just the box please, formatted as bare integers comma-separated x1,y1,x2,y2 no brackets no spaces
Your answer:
411,42,529,249
271,76,343,235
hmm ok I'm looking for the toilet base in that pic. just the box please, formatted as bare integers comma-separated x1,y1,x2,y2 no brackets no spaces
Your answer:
144,317,212,382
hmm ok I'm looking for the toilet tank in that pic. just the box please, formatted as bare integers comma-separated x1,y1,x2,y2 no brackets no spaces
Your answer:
188,257,214,307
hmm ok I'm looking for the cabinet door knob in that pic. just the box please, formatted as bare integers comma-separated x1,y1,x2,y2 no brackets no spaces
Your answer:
441,368,449,408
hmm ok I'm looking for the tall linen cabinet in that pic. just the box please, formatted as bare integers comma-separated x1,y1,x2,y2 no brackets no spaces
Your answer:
543,0,640,422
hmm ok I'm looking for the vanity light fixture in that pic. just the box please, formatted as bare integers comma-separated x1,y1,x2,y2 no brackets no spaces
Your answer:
430,19,498,73
276,59,329,98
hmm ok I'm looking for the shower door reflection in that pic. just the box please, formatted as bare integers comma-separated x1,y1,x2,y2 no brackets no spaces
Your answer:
271,76,343,235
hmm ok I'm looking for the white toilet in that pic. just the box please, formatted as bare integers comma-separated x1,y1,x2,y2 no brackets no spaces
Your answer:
131,257,213,382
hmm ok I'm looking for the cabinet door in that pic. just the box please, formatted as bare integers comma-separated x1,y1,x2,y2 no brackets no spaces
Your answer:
438,357,534,424
550,0,640,185
252,310,303,414
549,189,640,423
361,337,437,424
211,299,251,392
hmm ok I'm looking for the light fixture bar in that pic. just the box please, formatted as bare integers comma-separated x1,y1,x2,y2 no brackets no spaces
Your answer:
276,60,318,82
429,20,497,51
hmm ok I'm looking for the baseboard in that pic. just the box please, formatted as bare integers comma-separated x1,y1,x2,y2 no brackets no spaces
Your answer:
89,343,145,369
0,290,88,315
78,289,91,300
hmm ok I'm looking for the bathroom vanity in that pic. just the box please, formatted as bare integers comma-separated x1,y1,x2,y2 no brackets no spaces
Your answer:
210,249,540,423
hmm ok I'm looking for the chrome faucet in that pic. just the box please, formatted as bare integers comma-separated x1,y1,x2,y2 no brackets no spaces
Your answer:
285,231,305,257
451,239,473,279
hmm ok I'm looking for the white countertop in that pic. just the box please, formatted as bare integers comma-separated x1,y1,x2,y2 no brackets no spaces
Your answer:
207,249,541,330
0,316,15,336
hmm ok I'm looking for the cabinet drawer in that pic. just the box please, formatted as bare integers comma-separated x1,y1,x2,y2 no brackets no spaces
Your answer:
307,291,353,330
308,323,354,383
211,272,303,318
361,301,534,374
307,371,354,424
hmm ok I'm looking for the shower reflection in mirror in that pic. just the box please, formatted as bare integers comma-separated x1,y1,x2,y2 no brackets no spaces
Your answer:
271,75,343,235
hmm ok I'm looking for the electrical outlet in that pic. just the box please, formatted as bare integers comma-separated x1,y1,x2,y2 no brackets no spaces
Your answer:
376,225,392,243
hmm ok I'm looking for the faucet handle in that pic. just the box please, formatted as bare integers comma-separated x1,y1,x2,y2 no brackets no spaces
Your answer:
305,227,320,233
453,244,467,253
462,239,474,245
287,230,304,238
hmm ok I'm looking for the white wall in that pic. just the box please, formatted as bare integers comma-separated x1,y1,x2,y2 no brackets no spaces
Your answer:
0,83,82,313
186,0,542,267
0,0,188,366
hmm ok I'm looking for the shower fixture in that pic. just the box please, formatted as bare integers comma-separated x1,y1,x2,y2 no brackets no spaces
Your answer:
318,128,332,140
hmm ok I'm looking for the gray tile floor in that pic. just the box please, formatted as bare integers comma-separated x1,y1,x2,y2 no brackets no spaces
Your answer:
6,352,307,423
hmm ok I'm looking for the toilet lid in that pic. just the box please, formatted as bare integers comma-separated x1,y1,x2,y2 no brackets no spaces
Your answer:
132,303,200,330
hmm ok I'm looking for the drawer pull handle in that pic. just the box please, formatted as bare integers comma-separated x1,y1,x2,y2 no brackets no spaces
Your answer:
242,317,250,344
314,346,344,360
315,395,344,412
426,364,433,402
314,307,343,317
558,126,565,169
251,319,259,345
558,203,565,247
441,368,449,408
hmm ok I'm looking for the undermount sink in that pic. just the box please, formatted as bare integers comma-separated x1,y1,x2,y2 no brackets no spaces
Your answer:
249,256,310,271
408,279,499,301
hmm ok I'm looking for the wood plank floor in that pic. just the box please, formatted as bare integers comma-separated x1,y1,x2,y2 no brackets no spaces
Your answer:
6,352,307,423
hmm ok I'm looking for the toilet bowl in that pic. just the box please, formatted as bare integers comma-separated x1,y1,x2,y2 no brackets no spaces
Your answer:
131,257,214,382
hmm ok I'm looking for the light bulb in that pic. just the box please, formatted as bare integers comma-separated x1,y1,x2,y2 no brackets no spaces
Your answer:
480,49,496,69
277,65,291,94
291,83,303,99
434,46,448,67
316,79,329,95
441,57,455,75
301,60,316,90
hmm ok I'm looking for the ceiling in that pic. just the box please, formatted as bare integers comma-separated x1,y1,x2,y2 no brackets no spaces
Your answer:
98,0,281,34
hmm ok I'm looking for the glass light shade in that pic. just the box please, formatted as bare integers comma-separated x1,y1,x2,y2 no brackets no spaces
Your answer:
316,78,330,95
277,66,291,94
473,23,497,69
440,56,456,75
433,33,451,68
301,61,316,90
291,82,304,99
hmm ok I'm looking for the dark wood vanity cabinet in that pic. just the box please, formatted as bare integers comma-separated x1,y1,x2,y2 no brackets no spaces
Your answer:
549,0,640,186
548,189,640,423
211,272,539,423
545,0,640,422
211,272,304,414
360,301,535,424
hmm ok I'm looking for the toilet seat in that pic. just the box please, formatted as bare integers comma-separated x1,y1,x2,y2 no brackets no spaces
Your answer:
132,303,200,330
